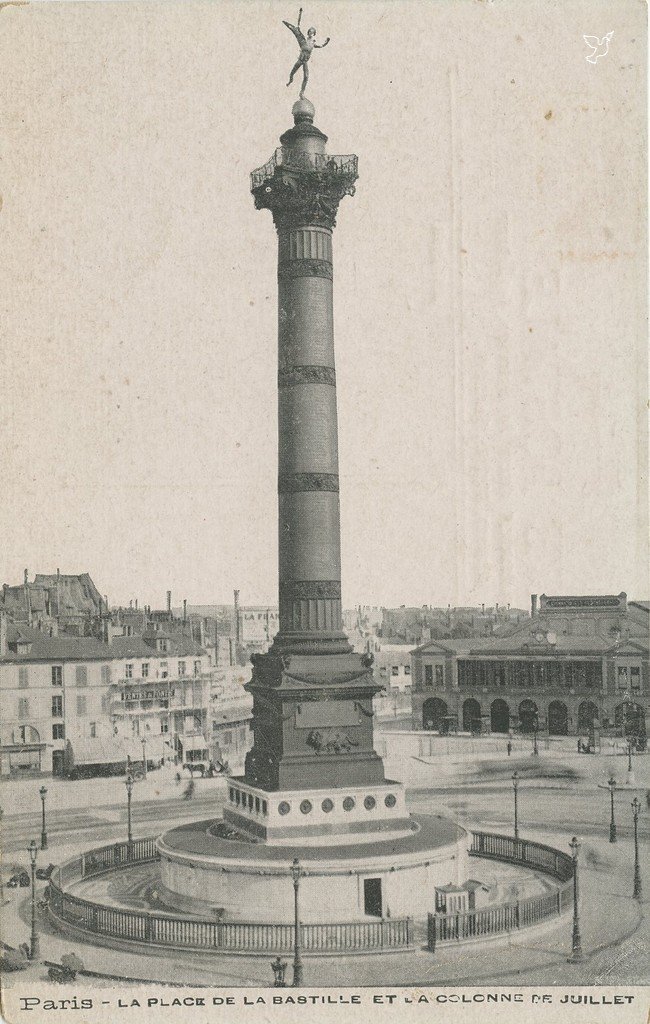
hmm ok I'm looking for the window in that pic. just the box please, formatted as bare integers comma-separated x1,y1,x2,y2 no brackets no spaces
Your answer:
391,666,399,676
76,694,87,716
631,667,641,692
142,662,149,678
52,724,65,740
18,698,29,719
18,667,29,688
89,722,97,738
125,664,133,679
617,666,629,690
52,695,63,717
161,719,169,734
178,660,186,677
405,665,411,675
192,682,203,706
425,665,433,687
75,665,87,687
160,661,168,679
101,664,111,685
223,730,233,745
51,665,63,686
194,660,201,676
435,665,444,687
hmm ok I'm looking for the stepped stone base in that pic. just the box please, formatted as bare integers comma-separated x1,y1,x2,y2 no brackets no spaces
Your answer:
157,813,469,924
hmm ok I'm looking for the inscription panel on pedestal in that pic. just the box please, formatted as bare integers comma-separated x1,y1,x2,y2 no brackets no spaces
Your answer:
295,700,360,729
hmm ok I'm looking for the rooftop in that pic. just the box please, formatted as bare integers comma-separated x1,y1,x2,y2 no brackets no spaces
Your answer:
0,623,206,663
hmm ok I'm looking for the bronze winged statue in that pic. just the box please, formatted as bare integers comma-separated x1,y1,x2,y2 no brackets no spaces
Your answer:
283,8,330,99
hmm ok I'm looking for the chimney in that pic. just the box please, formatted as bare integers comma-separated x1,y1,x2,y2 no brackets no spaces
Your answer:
183,599,187,623
129,599,133,609
228,637,234,666
496,602,499,614
481,603,485,615
167,590,172,616
234,590,241,644
0,609,7,657
531,594,538,617
24,568,31,625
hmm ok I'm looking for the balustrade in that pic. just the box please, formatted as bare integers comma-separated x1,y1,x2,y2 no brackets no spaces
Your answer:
427,830,574,951
47,839,412,955
251,148,359,191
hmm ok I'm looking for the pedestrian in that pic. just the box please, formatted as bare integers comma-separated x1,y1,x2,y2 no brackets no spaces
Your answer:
507,740,512,757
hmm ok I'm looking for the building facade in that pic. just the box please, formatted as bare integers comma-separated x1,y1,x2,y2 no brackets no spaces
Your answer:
411,594,649,745
0,613,211,776
210,666,254,771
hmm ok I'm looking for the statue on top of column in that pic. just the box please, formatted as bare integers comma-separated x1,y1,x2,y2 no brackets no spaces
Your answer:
283,8,330,98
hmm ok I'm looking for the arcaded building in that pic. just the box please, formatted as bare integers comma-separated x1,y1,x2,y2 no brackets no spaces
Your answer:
411,594,649,744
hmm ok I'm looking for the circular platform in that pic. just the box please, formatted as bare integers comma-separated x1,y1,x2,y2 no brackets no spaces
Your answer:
157,813,468,923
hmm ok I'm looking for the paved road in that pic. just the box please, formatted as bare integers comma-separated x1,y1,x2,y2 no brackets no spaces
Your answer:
1,749,648,988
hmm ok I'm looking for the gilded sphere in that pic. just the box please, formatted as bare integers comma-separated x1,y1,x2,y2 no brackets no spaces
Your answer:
292,97,315,123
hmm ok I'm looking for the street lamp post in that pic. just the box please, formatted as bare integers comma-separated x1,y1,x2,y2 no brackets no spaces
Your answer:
141,737,148,778
512,771,519,840
28,840,39,960
290,857,304,987
125,773,134,853
568,836,583,963
607,776,617,843
532,714,539,757
39,786,48,850
632,798,642,900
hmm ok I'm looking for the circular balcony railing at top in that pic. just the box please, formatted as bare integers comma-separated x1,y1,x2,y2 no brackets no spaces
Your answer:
251,148,358,192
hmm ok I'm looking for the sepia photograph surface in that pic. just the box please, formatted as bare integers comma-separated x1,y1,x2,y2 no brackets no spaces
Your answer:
0,0,648,1021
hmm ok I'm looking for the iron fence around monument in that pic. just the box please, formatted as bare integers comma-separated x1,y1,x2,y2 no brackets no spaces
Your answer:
47,830,572,956
469,830,574,881
427,830,574,951
46,838,413,955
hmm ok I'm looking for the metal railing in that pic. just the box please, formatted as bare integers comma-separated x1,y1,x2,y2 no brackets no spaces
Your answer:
47,839,412,956
251,148,358,191
427,831,574,951
469,831,574,881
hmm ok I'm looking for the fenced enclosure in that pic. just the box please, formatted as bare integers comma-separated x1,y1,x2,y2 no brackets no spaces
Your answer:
48,830,572,957
427,830,574,950
47,838,412,956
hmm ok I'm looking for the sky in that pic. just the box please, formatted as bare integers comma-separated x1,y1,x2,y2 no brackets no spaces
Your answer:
0,0,647,611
